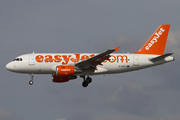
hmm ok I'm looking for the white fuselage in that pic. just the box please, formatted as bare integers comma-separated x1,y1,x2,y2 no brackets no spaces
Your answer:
6,53,174,75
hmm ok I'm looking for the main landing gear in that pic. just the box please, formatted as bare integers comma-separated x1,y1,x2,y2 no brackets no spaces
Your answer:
29,74,34,85
80,75,92,87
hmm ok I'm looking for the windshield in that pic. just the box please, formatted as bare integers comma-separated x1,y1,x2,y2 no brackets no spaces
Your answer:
13,58,22,61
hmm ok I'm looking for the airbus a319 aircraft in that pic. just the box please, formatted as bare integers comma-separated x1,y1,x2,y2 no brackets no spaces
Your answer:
6,25,174,87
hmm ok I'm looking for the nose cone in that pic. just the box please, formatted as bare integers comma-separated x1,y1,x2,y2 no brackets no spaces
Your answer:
6,63,12,71
6,63,11,70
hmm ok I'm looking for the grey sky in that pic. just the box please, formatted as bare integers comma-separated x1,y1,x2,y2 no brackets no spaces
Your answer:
1,0,180,120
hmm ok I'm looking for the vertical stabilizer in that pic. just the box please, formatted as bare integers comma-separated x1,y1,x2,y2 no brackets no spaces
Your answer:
134,25,170,55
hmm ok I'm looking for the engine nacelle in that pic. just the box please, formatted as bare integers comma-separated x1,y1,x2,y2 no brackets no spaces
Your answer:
56,66,82,76
52,74,69,83
52,74,77,83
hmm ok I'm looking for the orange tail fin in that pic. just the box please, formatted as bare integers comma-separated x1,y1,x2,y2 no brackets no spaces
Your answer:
134,24,170,55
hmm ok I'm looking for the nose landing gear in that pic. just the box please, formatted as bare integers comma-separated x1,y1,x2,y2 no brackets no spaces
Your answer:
81,76,92,87
29,74,34,85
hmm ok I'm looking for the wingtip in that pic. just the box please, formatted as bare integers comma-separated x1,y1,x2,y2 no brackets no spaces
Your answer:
114,46,119,52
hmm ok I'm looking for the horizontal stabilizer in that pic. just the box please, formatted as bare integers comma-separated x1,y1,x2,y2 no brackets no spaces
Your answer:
150,53,173,62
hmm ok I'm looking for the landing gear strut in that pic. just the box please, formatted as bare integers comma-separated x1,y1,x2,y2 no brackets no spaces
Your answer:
80,75,92,87
29,74,34,85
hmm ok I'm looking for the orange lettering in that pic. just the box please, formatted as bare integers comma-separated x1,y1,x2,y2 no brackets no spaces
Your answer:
108,55,116,63
89,54,95,58
117,55,128,63
71,54,80,63
81,55,89,61
54,55,61,63
45,55,53,63
35,54,128,64
62,55,72,64
35,55,44,63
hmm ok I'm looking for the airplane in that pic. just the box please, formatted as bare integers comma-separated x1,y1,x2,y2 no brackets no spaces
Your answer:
6,24,174,87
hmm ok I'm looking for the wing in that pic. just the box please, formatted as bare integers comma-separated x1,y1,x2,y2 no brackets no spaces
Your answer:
75,47,119,70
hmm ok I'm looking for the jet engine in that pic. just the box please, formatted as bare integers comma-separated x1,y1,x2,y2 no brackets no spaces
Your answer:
52,74,69,83
52,74,77,83
56,66,82,76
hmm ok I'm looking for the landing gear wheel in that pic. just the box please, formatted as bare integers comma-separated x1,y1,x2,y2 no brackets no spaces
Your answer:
86,77,92,83
29,80,33,85
81,76,92,87
29,74,34,85
82,81,88,87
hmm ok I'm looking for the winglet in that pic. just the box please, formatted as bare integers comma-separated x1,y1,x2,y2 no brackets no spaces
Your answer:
114,46,120,52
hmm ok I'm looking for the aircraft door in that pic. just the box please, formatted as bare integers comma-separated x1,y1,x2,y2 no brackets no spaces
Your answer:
29,54,35,65
133,55,139,66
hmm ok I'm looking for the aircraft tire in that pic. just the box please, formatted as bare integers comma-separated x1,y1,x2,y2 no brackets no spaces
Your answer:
29,80,33,85
82,81,88,87
86,77,92,83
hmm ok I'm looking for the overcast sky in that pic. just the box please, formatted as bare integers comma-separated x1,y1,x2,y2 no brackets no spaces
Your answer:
1,0,180,120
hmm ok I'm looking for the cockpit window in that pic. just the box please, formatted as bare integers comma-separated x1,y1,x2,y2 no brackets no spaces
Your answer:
13,58,23,61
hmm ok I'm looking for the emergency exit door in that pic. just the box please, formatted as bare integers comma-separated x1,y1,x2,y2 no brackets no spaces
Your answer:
133,55,139,66
29,54,35,65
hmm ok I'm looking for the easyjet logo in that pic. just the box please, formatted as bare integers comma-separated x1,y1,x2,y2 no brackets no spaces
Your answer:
145,27,165,50
35,54,129,64
61,69,71,71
